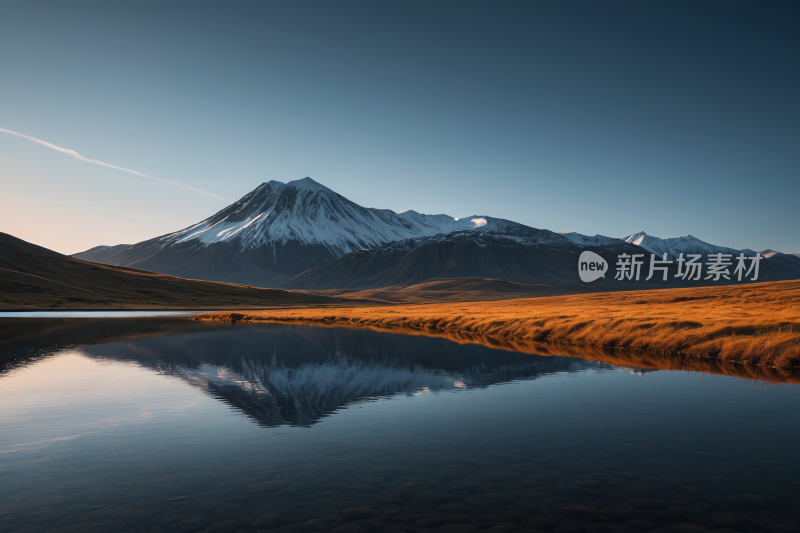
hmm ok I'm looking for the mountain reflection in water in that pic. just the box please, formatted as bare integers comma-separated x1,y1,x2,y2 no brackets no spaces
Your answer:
80,324,611,427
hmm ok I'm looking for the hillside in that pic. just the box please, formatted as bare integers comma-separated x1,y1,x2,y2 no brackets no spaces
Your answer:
279,232,800,290
306,277,666,304
0,233,350,310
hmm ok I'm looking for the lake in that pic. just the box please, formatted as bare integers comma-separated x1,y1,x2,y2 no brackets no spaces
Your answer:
0,318,798,533
0,311,201,318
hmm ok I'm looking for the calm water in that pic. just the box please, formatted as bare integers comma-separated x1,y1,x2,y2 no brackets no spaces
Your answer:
0,320,798,533
0,311,200,318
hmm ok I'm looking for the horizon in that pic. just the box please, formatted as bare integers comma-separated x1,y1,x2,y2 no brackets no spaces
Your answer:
1,1,798,254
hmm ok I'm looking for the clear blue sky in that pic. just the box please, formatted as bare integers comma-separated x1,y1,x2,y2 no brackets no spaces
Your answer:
1,1,797,254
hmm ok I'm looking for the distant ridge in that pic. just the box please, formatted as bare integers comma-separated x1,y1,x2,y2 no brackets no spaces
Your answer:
621,231,755,259
561,232,624,247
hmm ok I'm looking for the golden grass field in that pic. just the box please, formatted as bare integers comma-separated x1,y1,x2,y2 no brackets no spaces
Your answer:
200,280,800,372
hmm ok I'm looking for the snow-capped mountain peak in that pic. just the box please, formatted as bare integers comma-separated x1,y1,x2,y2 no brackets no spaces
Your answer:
156,178,502,256
284,176,332,192
563,230,759,259
624,230,648,246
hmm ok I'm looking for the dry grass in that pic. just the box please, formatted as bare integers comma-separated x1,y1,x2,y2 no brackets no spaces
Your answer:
199,280,800,372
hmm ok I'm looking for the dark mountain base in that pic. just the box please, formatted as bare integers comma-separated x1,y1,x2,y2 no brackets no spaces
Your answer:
278,236,800,291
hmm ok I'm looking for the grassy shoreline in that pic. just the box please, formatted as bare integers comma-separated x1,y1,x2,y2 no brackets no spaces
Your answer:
198,280,800,372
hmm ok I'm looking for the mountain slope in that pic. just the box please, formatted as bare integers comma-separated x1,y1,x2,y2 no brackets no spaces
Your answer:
278,229,635,290
561,232,624,246
757,250,800,274
622,231,756,259
280,229,800,291
0,232,347,309
73,178,493,287
762,249,800,260
75,243,133,258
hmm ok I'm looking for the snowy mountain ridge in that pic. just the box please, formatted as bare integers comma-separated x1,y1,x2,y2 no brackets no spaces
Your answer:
384,220,576,253
621,231,757,259
160,177,491,255
85,177,792,261
563,230,761,259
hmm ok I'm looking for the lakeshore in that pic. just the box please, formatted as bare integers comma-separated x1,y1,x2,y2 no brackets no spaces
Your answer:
199,280,800,372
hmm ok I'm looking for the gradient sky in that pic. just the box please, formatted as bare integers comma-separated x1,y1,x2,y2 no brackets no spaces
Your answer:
1,1,798,254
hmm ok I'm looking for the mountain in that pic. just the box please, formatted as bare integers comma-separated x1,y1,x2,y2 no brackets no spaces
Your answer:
561,232,624,246
74,178,494,287
77,243,133,258
278,228,647,290
761,249,800,260
621,231,757,259
280,228,800,291
0,232,344,310
72,178,800,290
757,249,800,274
563,231,759,258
